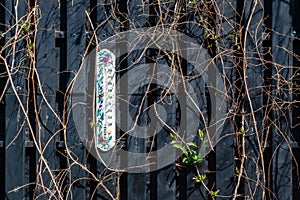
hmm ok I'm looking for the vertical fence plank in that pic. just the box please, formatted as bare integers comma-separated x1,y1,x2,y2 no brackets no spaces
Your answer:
115,0,129,199
35,0,59,198
215,0,236,198
85,1,98,199
243,0,264,199
292,0,300,197
234,0,246,198
272,0,292,199
149,3,178,200
185,19,209,200
0,1,6,199
5,1,28,199
147,3,159,200
65,0,86,199
177,30,188,200
126,2,148,199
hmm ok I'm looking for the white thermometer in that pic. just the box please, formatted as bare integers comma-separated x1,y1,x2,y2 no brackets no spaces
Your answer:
96,49,116,151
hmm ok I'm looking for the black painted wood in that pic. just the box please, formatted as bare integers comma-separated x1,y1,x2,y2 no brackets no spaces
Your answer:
126,2,148,198
35,0,59,198
215,0,236,198
0,1,6,199
116,0,129,199
215,4,236,199
291,0,300,199
65,0,87,199
85,1,98,200
234,0,246,199
243,0,264,199
4,1,27,199
272,0,293,199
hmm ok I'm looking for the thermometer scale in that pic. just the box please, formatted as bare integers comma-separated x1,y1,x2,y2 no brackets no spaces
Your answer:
96,49,116,151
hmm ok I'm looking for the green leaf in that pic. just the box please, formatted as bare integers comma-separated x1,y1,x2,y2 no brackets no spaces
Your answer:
200,174,206,181
239,128,245,135
172,143,182,149
192,174,206,182
172,143,187,155
198,129,204,140
192,176,201,182
187,142,197,148
28,43,34,49
170,140,176,144
199,16,206,24
211,35,218,41
21,21,30,31
190,150,196,155
183,150,189,157
170,132,175,139
210,189,220,197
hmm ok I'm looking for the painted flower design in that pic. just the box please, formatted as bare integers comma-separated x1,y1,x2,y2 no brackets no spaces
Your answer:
102,55,110,63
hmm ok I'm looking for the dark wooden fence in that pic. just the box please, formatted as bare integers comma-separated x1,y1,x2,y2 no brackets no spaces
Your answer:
0,0,300,199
